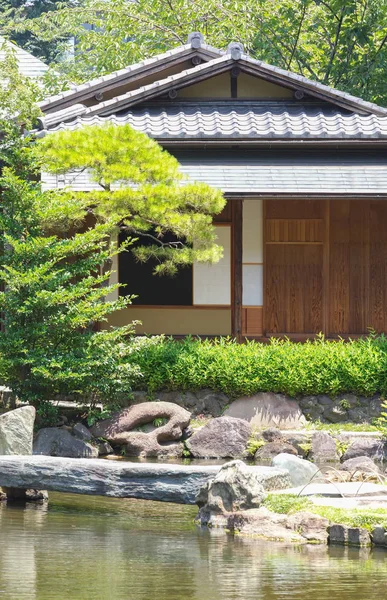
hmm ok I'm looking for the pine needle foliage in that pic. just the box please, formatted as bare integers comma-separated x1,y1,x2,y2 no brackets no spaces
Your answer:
37,123,226,275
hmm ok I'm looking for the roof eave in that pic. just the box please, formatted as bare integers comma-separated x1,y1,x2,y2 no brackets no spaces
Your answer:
40,45,222,114
159,137,387,147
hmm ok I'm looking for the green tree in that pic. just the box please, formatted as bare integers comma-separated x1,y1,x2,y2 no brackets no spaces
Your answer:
0,121,224,420
0,31,224,418
9,0,387,104
0,39,42,175
0,169,138,421
0,0,77,63
37,123,225,275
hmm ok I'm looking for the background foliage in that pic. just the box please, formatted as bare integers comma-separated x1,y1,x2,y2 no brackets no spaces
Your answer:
5,0,387,105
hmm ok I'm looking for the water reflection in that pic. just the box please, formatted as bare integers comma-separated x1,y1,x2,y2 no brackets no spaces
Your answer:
0,494,386,599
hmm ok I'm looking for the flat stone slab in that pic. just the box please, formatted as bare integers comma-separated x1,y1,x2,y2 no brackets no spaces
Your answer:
273,482,387,498
0,456,222,504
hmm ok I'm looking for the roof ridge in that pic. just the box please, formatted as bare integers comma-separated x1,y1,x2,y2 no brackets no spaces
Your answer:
239,52,387,116
40,38,224,111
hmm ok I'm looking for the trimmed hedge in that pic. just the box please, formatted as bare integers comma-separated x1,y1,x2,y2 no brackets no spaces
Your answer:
128,334,387,398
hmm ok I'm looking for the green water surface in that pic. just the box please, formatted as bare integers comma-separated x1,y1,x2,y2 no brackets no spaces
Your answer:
0,493,387,600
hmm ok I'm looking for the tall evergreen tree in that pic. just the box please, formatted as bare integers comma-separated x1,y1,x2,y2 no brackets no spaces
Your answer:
0,49,225,418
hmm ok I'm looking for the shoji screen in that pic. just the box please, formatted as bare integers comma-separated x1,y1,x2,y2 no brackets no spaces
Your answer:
193,226,231,305
242,200,263,306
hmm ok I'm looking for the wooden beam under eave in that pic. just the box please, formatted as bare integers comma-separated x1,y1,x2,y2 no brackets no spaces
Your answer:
232,199,243,342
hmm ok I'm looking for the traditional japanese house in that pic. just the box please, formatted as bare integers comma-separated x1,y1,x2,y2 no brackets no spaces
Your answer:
38,33,387,340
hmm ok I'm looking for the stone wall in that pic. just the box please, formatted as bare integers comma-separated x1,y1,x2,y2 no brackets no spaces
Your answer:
132,390,383,425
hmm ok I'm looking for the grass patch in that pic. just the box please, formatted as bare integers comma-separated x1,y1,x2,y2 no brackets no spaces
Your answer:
264,494,387,531
305,422,380,433
128,334,387,399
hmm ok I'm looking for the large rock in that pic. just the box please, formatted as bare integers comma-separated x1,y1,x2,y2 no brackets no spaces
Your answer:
286,511,329,543
340,456,381,474
0,406,35,455
329,524,371,547
198,506,328,543
255,440,298,461
310,431,339,462
0,455,221,504
272,453,322,487
186,416,251,459
140,389,230,417
90,402,191,458
225,507,305,542
342,438,387,462
33,427,98,458
224,392,306,429
196,460,291,524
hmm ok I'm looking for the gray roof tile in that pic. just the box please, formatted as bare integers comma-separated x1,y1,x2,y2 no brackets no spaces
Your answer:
41,102,387,139
41,151,387,195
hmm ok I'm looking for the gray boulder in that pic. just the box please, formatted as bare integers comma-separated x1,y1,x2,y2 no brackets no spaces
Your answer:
98,441,114,456
72,422,92,442
224,392,306,429
272,453,322,487
341,438,387,462
286,511,329,543
33,427,98,458
186,416,251,459
255,440,298,461
90,402,191,458
328,524,371,547
262,428,283,442
196,460,291,524
340,456,381,474
372,527,387,547
225,507,305,542
310,431,339,462
0,406,35,455
322,404,347,423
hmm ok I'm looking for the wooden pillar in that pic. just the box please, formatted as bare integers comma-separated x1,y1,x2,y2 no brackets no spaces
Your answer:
232,199,243,342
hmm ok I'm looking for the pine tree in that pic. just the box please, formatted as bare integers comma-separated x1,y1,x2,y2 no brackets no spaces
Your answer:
0,61,225,419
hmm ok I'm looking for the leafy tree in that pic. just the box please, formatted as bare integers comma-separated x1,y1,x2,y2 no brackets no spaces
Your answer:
0,169,138,421
9,0,387,105
0,0,77,63
0,39,42,175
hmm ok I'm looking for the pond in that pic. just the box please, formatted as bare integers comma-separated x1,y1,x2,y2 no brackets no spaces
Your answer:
0,493,387,600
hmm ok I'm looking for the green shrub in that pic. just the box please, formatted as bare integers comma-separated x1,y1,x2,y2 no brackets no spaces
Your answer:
127,334,387,399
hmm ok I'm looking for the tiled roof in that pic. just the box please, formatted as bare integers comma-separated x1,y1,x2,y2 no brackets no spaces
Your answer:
41,48,387,122
41,151,387,195
0,36,48,79
40,102,387,139
39,37,222,111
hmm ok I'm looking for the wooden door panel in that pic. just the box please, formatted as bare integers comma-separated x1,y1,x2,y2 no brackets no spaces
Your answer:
329,201,369,334
265,243,323,334
265,199,387,337
370,201,387,332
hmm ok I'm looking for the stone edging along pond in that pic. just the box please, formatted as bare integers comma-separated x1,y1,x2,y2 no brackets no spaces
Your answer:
2,407,387,551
